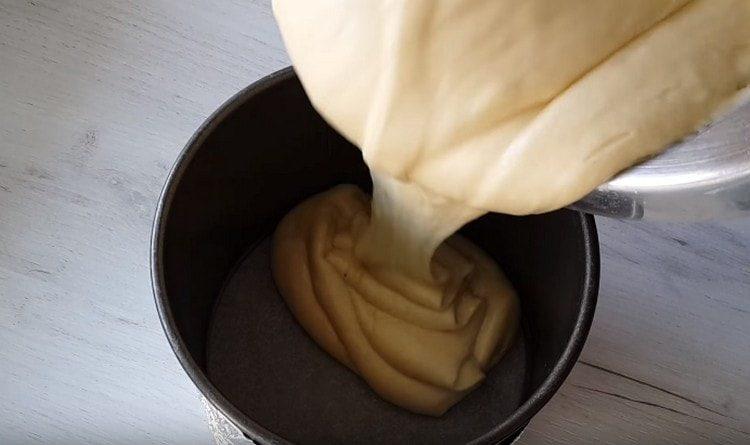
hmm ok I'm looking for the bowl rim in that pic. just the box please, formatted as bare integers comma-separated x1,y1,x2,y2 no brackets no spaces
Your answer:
150,66,600,445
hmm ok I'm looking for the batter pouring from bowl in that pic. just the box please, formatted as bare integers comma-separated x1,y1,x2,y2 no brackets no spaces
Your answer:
270,0,750,416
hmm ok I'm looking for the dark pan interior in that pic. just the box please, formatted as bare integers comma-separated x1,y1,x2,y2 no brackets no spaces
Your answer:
207,238,527,445
158,70,598,444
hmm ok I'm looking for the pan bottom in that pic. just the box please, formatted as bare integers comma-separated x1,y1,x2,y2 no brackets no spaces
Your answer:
207,238,529,445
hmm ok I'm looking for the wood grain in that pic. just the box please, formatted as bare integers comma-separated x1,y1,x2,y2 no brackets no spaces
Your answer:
0,0,285,443
0,1,748,444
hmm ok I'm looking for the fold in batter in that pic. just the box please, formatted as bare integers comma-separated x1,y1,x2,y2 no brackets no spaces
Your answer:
270,0,750,415
273,185,519,415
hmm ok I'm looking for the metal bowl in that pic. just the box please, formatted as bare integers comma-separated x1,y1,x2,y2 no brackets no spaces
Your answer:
573,99,750,220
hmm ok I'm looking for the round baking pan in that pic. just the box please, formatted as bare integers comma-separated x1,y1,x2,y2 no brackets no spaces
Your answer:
151,67,599,444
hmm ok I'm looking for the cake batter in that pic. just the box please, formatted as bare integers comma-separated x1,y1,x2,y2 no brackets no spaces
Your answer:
271,0,750,415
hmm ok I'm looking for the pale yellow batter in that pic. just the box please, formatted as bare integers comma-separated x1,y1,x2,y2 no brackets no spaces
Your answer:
275,0,750,214
270,0,750,415
272,185,518,415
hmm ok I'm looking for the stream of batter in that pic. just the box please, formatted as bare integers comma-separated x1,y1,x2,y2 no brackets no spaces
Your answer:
271,0,750,416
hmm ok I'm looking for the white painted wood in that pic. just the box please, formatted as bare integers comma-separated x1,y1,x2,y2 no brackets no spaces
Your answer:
0,0,285,443
0,1,748,444
524,217,750,444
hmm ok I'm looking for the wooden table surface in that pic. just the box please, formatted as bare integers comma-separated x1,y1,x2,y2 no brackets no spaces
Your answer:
1,1,748,444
